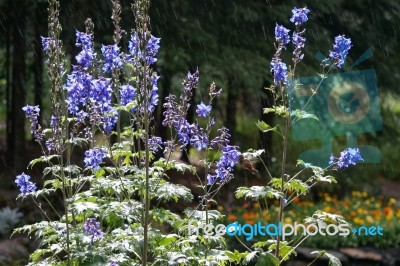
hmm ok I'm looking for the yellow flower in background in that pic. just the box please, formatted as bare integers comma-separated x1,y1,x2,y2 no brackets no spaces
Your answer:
353,217,364,225
366,215,374,224
388,198,397,207
284,217,293,224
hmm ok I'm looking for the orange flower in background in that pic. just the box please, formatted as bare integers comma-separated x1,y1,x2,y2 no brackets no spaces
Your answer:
383,207,393,216
242,211,256,224
371,210,380,217
227,214,238,221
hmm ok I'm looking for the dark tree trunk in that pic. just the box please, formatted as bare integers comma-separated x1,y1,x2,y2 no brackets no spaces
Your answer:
5,3,12,159
226,75,238,144
33,2,45,122
9,0,27,173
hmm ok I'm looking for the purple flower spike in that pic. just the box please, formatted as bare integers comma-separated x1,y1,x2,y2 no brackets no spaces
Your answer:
329,148,363,169
84,218,104,244
329,35,352,68
15,173,37,195
84,148,107,171
196,102,212,117
290,7,310,26
275,24,290,45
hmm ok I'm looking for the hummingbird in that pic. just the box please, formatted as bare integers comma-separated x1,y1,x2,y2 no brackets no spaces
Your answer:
239,154,258,174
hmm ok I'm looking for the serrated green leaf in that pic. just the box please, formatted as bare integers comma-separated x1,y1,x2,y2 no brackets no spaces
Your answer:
29,155,61,168
268,241,296,261
255,253,279,266
311,250,342,266
256,120,277,133
285,179,309,194
244,251,259,264
264,106,289,118
235,186,282,201
291,109,319,123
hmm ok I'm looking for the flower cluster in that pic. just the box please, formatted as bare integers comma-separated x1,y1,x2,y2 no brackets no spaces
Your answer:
75,31,96,68
64,31,117,133
329,148,363,169
275,24,290,45
148,136,163,152
292,30,306,63
101,44,123,73
41,36,56,52
128,32,161,65
84,148,107,171
270,61,288,86
329,35,352,68
22,105,42,142
84,218,104,244
120,84,137,107
290,7,310,26
196,102,212,117
15,173,37,195
208,145,241,184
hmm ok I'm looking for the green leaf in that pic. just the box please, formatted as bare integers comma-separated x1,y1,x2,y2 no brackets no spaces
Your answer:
29,155,61,168
255,253,279,266
244,251,259,264
285,179,309,194
225,250,248,263
290,109,319,123
305,211,351,227
268,241,296,261
311,251,342,266
264,106,289,118
235,186,282,201
256,120,277,133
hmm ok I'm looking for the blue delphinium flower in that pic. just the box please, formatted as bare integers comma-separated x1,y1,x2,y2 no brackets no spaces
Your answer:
109,263,119,266
275,24,290,45
270,60,288,85
65,66,93,116
102,108,118,134
208,145,240,184
90,77,113,113
190,128,208,151
120,84,137,106
75,31,96,68
147,75,160,113
15,173,37,195
41,36,54,52
84,218,104,244
211,127,231,148
196,102,212,117
22,105,42,142
84,148,107,171
292,30,306,63
148,136,163,152
329,148,363,169
128,32,161,65
290,7,310,26
329,35,352,68
101,44,123,73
